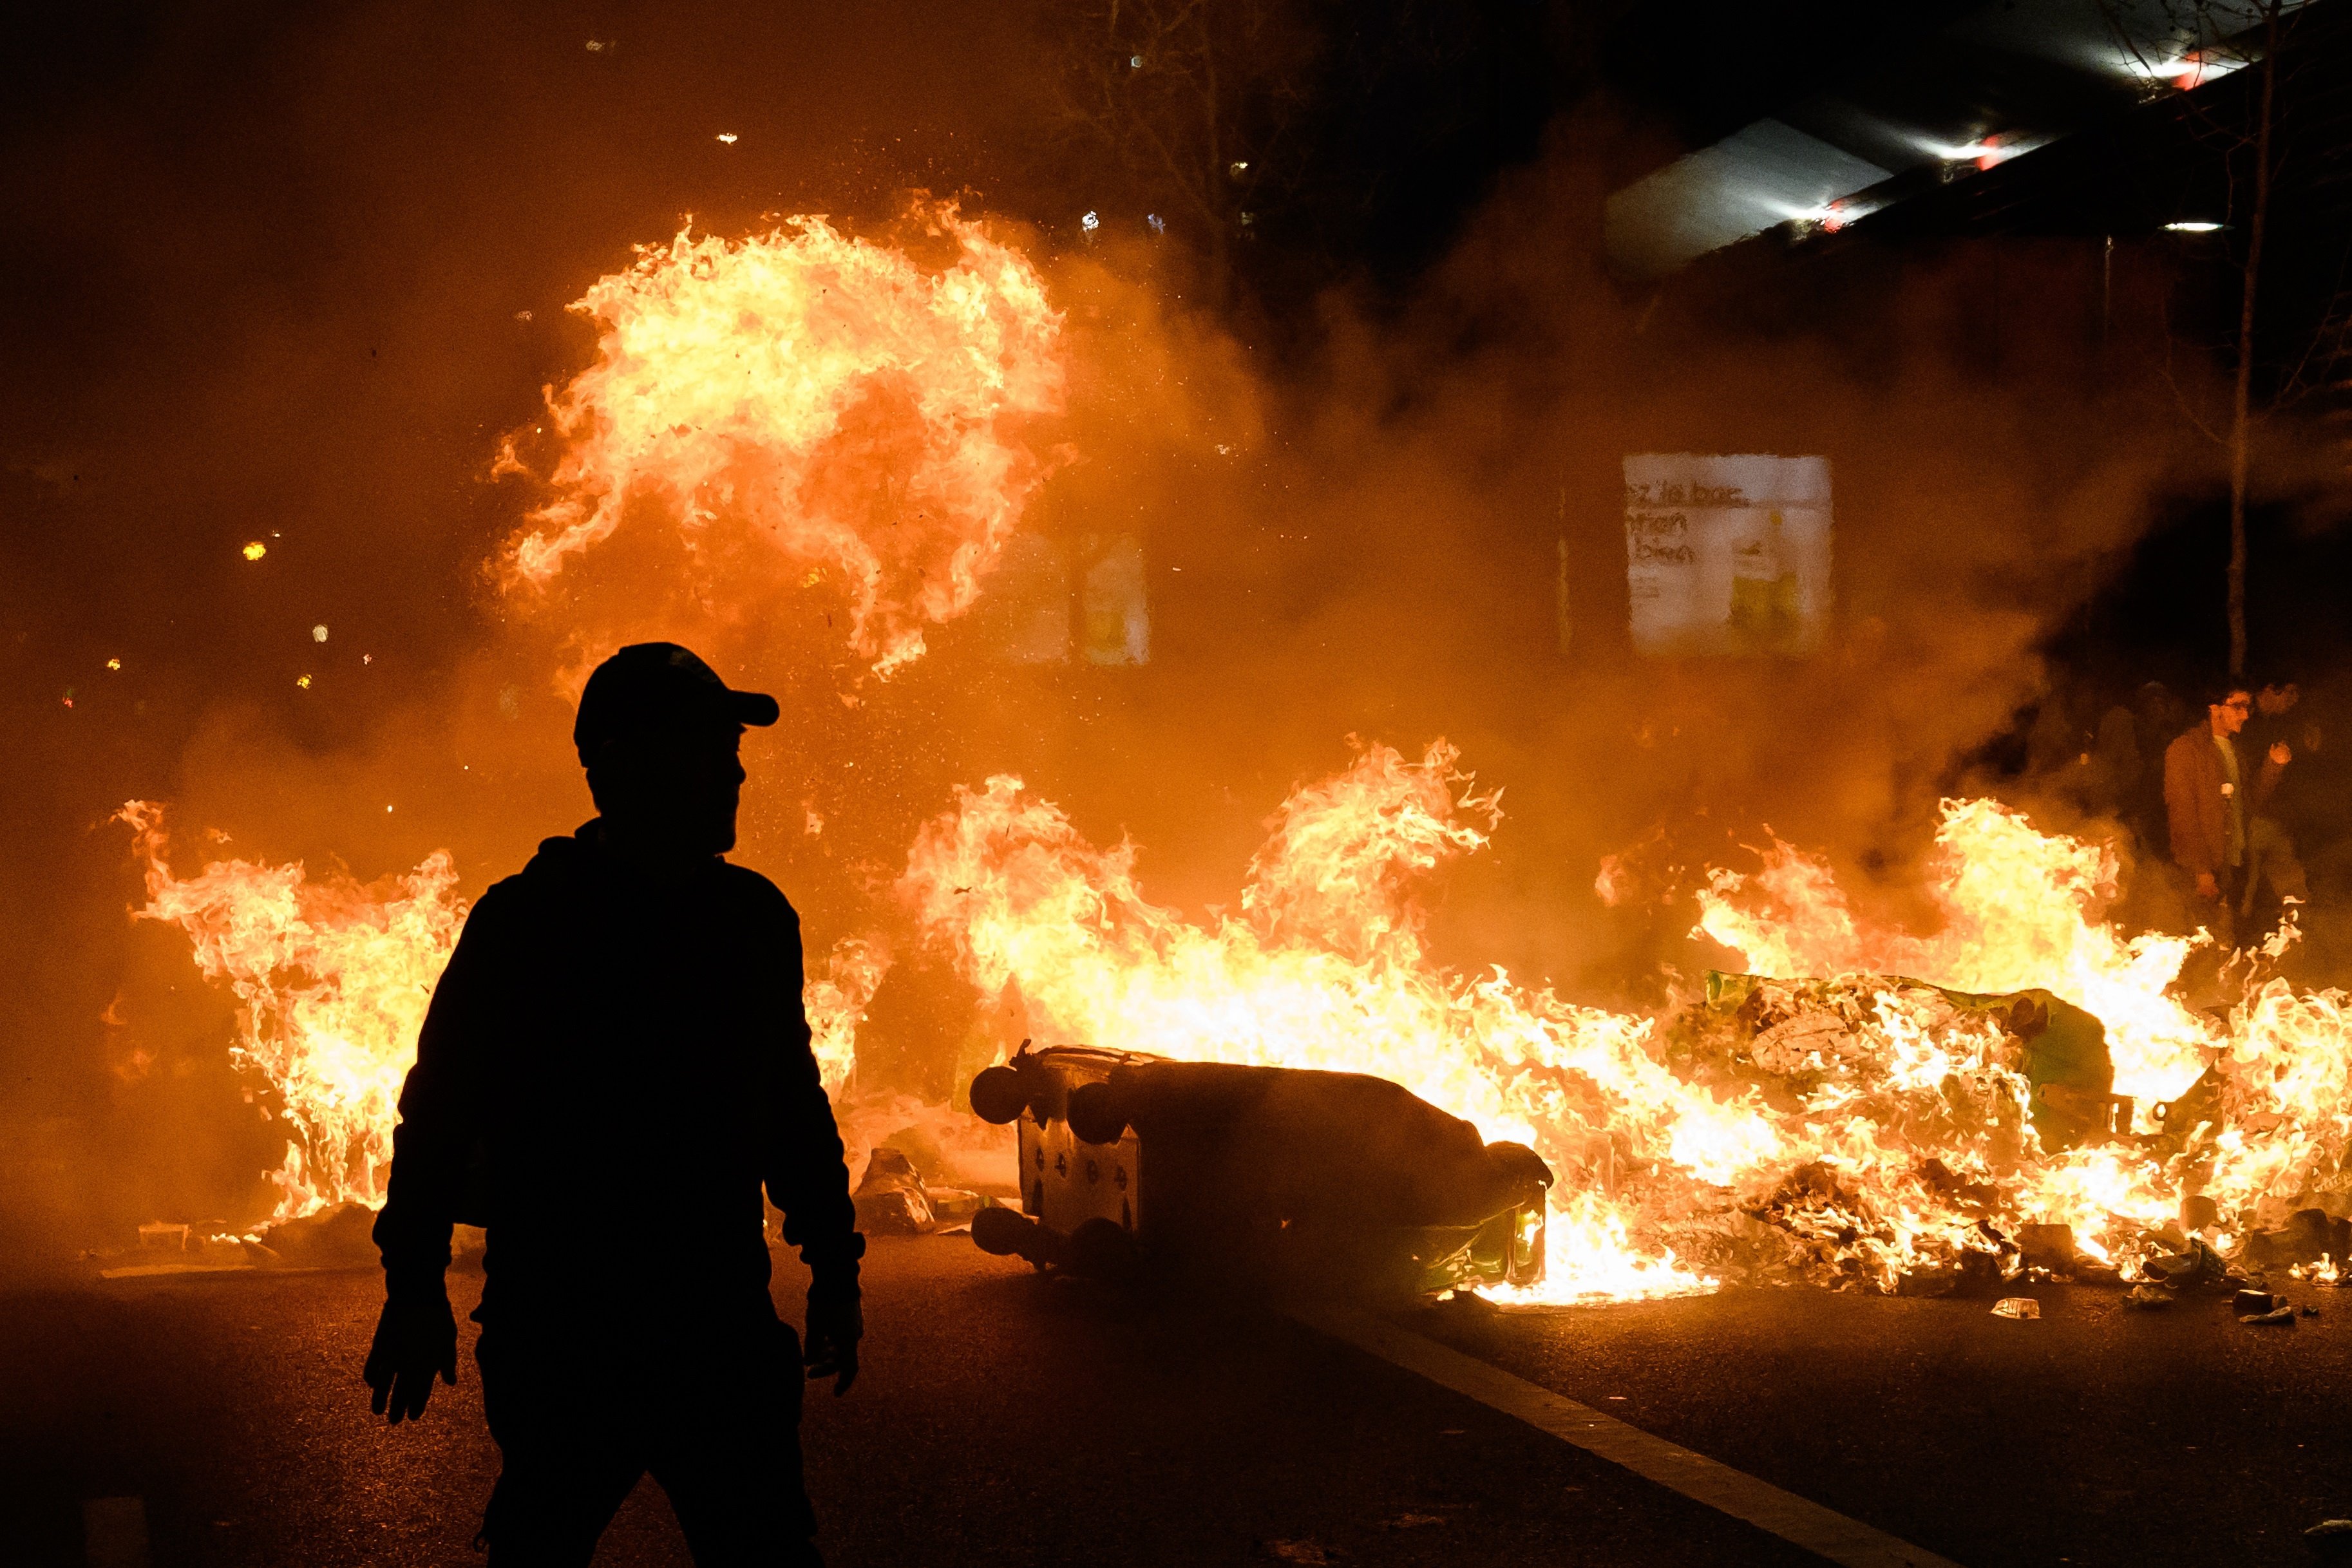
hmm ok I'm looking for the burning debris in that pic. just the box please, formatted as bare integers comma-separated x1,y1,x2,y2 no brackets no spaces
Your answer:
904,742,2352,1301
120,733,2352,1311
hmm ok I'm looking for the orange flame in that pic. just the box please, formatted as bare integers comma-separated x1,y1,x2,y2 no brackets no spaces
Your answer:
118,802,468,1223
1697,797,2212,1112
901,744,2352,1299
121,806,884,1227
899,742,1725,1300
804,936,891,1095
498,205,1066,676
126,744,2352,1298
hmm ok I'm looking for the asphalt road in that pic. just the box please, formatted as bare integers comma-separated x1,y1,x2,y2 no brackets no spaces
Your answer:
6,1239,2343,1567
1412,1276,2352,1568
0,1238,1808,1568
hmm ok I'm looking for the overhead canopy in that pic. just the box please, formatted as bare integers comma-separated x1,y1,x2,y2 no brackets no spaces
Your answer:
1604,0,2293,277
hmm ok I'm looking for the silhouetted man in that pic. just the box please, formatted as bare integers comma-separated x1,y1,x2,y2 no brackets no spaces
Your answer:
364,643,864,1566
2165,677,2290,949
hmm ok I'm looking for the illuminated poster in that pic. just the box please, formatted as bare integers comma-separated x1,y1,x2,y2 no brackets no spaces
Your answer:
1622,454,1832,656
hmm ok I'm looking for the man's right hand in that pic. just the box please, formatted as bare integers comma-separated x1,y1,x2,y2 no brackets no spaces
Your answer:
2196,871,2221,901
363,1289,457,1424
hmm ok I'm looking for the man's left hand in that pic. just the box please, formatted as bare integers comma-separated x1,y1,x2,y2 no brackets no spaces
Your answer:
804,1281,862,1396
2271,742,2293,766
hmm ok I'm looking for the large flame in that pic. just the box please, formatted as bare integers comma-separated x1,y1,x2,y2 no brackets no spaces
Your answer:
898,742,1729,1300
124,741,2352,1300
120,805,881,1224
119,802,468,1222
498,205,1066,675
900,744,2352,1299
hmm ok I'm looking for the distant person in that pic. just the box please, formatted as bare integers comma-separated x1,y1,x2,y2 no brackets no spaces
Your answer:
2025,690,2085,780
2087,701,2141,818
2165,677,2291,947
363,643,864,1567
2244,676,2313,914
2130,681,2190,849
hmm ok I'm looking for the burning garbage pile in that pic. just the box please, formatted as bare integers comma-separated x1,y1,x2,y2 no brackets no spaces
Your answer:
118,731,2352,1307
900,742,2352,1302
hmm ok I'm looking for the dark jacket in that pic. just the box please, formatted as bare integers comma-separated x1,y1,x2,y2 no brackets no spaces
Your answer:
373,824,860,1322
2163,726,2282,879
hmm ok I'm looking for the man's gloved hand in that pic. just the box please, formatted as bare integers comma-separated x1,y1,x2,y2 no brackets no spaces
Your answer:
363,1287,457,1424
803,1276,862,1396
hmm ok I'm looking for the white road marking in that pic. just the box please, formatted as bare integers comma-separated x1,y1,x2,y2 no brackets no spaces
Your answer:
1295,1307,1965,1568
82,1496,150,1568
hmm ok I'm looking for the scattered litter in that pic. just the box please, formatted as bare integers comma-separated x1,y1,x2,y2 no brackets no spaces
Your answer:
1259,1540,1345,1565
1380,1513,1448,1530
2239,1303,2299,1327
2124,1284,2171,1309
2304,1304,2322,1317
852,1146,985,1236
242,541,267,561
1991,1297,2040,1320
716,133,739,145
312,625,328,643
2234,1290,2280,1315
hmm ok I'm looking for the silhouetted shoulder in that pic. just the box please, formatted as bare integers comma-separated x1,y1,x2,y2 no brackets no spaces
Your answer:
457,875,531,937
716,862,800,929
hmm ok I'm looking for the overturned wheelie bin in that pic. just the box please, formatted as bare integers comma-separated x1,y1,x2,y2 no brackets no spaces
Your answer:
965,1044,1552,1301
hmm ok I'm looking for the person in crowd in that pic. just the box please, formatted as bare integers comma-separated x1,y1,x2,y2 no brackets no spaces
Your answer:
2129,682,2188,850
2243,676,2313,916
2086,699,2141,819
2165,677,2292,947
363,642,863,1567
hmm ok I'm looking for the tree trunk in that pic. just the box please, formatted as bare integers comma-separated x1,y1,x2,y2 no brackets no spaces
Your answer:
2228,3,2280,678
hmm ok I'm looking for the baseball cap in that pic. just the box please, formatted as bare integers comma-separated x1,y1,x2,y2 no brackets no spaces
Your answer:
573,643,780,760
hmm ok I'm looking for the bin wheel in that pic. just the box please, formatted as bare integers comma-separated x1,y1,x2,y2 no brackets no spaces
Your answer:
969,1066,1030,1126
1067,1081,1128,1146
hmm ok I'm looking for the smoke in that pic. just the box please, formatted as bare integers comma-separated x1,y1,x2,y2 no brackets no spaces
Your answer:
0,5,2229,1257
